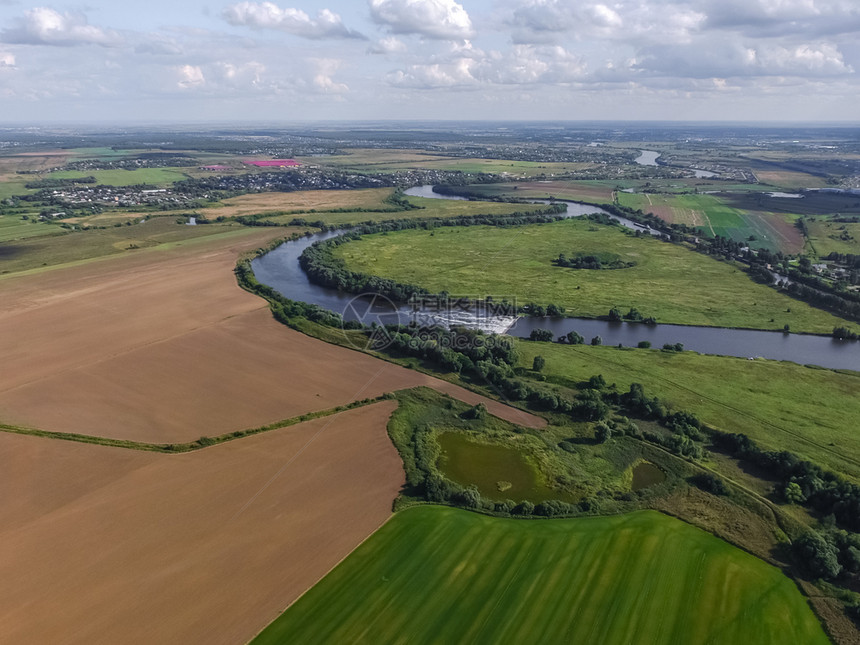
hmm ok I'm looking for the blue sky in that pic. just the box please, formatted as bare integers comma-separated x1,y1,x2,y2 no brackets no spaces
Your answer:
0,0,858,123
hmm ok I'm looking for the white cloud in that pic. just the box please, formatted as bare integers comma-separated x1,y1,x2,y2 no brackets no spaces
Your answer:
388,59,476,88
223,3,365,39
215,60,265,87
312,58,349,93
176,64,205,89
0,52,14,67
703,0,860,36
754,42,853,75
368,36,408,54
135,36,184,56
637,39,853,79
369,0,474,40
387,43,586,88
1,7,121,47
507,0,706,45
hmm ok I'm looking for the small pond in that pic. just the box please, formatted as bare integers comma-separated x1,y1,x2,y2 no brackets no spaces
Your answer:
437,432,556,502
631,462,666,492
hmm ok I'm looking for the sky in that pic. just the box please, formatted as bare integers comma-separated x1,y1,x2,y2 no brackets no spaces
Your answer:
0,0,858,123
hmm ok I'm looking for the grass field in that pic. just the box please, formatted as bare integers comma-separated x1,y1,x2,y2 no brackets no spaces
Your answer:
805,217,860,256
49,168,190,186
0,180,34,200
261,193,552,227
754,170,829,189
309,149,591,177
0,218,246,274
253,505,829,645
0,215,62,243
334,218,851,333
616,192,804,253
515,342,860,480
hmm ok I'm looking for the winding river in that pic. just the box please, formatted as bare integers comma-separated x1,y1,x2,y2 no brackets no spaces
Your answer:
252,186,860,371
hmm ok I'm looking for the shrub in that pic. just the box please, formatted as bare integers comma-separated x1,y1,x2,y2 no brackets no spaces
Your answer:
514,500,535,516
689,473,727,495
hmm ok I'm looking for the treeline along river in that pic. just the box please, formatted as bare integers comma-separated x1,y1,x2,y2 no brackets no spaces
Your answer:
251,187,860,371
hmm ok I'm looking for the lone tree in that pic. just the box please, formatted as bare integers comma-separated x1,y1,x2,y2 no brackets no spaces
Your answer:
591,335,603,346
794,531,842,580
594,422,612,443
529,328,554,342
784,482,806,504
532,355,546,372
460,403,487,420
566,330,584,345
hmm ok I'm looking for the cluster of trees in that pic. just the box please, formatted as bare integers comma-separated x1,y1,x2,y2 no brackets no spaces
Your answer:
833,326,859,340
522,302,566,316
619,384,705,458
792,529,860,583
713,431,860,534
689,473,728,495
554,253,635,270
24,176,97,189
528,328,604,345
429,184,532,201
783,279,860,323
826,252,860,271
789,262,860,298
529,329,554,342
608,307,656,324
748,264,777,285
377,325,518,376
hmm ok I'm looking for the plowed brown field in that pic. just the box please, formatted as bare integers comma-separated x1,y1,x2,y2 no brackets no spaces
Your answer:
0,228,542,442
0,402,404,645
0,224,543,644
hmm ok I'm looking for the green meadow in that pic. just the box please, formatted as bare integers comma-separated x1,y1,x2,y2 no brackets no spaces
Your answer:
515,342,860,480
333,217,851,333
805,217,860,256
49,168,190,186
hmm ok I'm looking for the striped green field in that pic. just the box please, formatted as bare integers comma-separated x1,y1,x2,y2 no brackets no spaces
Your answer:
253,506,829,645
616,192,804,254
